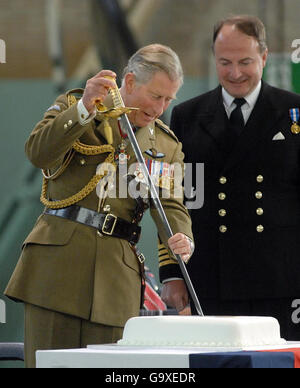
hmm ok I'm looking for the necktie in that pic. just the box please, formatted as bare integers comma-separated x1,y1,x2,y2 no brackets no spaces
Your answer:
229,98,246,135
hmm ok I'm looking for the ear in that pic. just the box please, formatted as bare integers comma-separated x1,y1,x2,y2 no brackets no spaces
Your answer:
262,48,268,68
124,72,136,94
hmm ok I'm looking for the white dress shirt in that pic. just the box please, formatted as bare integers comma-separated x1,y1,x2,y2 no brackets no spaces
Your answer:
77,98,96,125
222,81,262,124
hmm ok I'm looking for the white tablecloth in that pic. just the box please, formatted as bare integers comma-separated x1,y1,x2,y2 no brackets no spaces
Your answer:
36,342,300,368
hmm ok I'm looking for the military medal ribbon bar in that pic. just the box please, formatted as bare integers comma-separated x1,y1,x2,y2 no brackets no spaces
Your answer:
143,160,174,190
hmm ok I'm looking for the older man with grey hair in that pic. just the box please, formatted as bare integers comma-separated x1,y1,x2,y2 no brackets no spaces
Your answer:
5,43,193,367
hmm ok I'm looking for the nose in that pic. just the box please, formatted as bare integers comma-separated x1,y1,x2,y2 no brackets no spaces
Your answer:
153,98,168,117
230,64,243,80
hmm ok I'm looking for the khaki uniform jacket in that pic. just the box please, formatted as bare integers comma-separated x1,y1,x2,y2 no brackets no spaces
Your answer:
5,90,193,327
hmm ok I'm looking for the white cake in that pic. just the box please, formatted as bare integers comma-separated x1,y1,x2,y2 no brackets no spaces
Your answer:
117,316,286,347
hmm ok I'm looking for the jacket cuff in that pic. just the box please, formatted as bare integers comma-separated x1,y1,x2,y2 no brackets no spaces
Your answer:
159,263,182,283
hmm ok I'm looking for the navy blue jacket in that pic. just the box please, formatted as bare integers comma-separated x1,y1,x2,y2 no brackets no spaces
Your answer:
170,81,300,301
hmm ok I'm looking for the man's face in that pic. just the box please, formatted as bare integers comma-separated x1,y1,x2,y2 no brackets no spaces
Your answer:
122,71,180,128
214,24,268,98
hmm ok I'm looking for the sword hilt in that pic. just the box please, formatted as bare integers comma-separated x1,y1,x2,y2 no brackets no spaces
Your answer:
104,76,125,109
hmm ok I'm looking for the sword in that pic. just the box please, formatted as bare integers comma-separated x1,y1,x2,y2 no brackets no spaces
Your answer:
105,78,204,316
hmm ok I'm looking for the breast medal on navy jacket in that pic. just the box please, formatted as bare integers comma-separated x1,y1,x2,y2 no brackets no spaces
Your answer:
171,81,300,302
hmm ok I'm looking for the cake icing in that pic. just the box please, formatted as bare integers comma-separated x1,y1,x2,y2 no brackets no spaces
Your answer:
117,316,286,347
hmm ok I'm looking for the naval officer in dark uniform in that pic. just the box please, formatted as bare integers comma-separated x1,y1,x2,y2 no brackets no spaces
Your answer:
164,15,300,340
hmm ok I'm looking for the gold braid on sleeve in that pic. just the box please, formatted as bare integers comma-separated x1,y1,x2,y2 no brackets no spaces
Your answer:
40,93,116,209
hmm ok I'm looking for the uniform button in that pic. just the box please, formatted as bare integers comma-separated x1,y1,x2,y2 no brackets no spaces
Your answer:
255,191,263,199
218,193,226,201
219,209,227,217
219,176,227,185
68,120,73,126
256,208,264,216
79,158,86,166
219,225,228,233
64,123,68,130
256,175,264,183
257,225,264,233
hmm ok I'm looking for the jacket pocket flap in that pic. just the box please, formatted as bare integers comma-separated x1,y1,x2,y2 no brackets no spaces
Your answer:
23,214,77,247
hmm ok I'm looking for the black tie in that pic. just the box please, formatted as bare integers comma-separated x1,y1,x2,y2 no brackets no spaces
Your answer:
229,98,246,135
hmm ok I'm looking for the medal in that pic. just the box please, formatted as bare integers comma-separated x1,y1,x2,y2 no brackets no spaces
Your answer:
115,122,131,165
291,122,300,135
289,108,300,134
114,141,130,165
134,164,147,185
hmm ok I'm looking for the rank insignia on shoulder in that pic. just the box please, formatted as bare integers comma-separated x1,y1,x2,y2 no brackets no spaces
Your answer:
145,149,165,159
289,108,300,134
155,119,178,142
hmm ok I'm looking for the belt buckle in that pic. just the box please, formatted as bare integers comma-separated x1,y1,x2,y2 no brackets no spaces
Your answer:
102,213,117,236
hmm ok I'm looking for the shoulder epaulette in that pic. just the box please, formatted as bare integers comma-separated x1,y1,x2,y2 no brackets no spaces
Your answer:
66,88,84,107
155,119,179,142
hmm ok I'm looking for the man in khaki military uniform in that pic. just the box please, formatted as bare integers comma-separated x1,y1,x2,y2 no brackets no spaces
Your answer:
5,44,193,367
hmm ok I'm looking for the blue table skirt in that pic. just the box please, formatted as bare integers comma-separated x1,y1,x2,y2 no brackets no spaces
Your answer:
189,351,295,368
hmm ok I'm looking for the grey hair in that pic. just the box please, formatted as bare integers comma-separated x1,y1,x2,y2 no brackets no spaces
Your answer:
122,43,183,86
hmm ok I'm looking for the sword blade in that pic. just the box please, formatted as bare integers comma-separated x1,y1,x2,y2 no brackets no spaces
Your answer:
118,114,204,316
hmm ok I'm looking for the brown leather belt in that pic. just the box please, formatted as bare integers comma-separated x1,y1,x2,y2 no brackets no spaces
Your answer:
44,205,141,245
